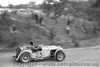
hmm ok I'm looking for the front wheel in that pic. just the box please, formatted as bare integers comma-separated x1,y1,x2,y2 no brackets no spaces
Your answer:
55,51,65,61
19,52,31,63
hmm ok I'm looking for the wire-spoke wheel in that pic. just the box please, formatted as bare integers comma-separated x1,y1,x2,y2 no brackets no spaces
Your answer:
20,53,31,63
56,51,65,61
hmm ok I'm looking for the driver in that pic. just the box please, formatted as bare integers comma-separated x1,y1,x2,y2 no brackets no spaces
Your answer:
30,41,39,51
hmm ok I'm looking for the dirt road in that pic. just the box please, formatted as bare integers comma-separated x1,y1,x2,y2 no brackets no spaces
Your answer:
0,46,100,67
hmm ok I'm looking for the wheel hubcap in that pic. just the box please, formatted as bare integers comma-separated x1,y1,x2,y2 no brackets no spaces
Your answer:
24,56,28,60
58,53,64,60
22,55,29,62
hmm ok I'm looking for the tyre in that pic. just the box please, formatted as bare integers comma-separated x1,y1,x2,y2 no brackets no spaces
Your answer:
19,52,31,63
55,51,65,61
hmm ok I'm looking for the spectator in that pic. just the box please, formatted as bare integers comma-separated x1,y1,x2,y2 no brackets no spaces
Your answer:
34,14,39,23
38,16,44,25
12,24,16,32
10,24,17,33
1,11,9,19
65,14,74,34
66,25,70,34
65,18,72,34
31,12,44,26
31,12,39,23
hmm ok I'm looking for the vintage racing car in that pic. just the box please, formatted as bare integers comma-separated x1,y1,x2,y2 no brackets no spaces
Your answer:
13,41,65,63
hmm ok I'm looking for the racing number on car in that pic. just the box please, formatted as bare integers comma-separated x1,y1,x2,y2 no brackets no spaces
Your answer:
36,52,42,58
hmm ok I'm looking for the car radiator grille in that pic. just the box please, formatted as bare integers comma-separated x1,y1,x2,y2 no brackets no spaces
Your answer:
16,47,21,58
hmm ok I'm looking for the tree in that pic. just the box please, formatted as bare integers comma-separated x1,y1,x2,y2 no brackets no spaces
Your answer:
42,0,68,16
29,1,36,7
14,4,28,9
42,0,67,24
8,4,14,8
49,28,56,44
0,4,2,7
93,0,100,7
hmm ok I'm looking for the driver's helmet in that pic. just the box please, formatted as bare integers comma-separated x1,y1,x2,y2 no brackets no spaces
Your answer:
30,41,34,46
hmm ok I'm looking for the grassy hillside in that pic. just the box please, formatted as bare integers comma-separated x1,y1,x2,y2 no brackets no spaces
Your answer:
0,15,51,50
0,12,100,51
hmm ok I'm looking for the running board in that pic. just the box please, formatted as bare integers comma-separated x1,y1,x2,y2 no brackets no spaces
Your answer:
34,58,44,60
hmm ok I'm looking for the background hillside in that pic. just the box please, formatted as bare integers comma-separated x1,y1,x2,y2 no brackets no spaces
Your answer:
0,0,100,51
0,11,100,51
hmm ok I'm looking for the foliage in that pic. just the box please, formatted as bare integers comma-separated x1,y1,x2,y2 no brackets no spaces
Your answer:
42,0,68,16
8,4,14,8
42,0,96,18
49,28,56,42
88,0,100,21
93,0,100,7
0,4,2,7
29,1,36,7
14,4,28,9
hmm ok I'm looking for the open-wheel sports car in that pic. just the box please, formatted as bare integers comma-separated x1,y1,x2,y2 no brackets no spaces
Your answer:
13,41,65,63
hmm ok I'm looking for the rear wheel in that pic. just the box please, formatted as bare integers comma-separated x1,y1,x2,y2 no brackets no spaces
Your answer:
19,52,31,63
56,51,65,61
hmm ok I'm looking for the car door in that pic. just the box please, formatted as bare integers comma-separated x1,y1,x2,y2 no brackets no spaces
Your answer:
31,51,42,58
41,46,50,57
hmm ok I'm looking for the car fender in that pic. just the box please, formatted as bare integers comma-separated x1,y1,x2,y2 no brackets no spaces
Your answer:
16,50,32,60
54,47,63,57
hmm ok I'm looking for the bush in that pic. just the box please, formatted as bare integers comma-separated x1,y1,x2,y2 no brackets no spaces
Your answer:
71,35,80,48
0,32,3,44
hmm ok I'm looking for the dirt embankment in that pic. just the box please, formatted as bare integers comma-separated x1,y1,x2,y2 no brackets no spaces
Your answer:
0,15,51,51
0,13,100,51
